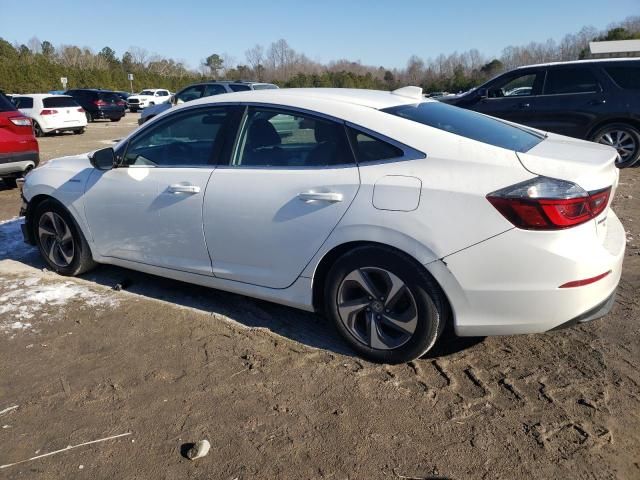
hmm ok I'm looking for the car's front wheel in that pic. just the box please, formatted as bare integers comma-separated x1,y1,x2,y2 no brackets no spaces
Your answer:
34,200,96,276
325,246,448,364
33,121,43,137
591,123,640,168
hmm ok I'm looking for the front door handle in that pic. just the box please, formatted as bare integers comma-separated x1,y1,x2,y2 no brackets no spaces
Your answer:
517,102,531,109
298,191,343,203
168,184,201,194
589,98,607,106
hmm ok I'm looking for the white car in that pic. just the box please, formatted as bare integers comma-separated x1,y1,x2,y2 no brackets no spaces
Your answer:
20,87,625,363
127,89,171,112
13,94,87,137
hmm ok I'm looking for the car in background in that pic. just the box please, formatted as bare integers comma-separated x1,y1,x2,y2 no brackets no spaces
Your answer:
439,58,640,167
13,94,87,137
127,89,172,112
0,92,38,188
138,81,278,125
64,89,126,123
115,91,132,111
21,87,624,363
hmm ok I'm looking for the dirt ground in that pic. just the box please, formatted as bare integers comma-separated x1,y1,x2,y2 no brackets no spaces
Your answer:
0,113,639,479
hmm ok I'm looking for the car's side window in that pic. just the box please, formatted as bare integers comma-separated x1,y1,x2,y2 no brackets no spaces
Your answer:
489,73,538,98
122,107,230,168
348,128,404,163
176,85,205,103
229,84,251,92
203,84,227,97
232,107,354,168
14,97,34,109
543,67,600,95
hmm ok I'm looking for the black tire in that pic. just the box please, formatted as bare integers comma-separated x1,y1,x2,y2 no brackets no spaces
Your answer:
33,121,43,137
2,177,17,188
590,123,640,168
86,112,94,123
324,245,449,364
74,128,85,135
33,199,97,276
110,118,121,123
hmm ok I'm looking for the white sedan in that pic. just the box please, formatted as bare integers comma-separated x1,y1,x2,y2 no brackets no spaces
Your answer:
20,87,625,363
13,94,87,136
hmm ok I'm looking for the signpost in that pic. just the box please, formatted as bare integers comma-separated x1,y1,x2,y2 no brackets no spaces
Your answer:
128,73,134,93
60,77,68,90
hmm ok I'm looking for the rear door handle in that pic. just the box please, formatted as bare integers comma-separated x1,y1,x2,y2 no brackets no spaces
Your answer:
517,103,531,109
168,184,201,194
589,99,607,105
298,191,343,203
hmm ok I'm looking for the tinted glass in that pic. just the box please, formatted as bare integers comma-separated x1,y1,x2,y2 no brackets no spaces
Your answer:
349,129,404,162
157,91,169,96
176,85,205,103
605,65,640,90
98,92,121,103
203,84,227,97
229,84,251,92
234,107,354,167
14,97,34,109
0,93,17,112
139,90,155,95
544,67,599,95
123,107,229,167
43,96,79,108
383,101,543,153
252,84,278,90
490,73,537,98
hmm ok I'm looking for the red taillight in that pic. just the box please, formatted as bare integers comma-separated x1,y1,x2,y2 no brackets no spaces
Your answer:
117,100,125,106
77,107,85,113
93,99,107,106
487,177,611,230
9,117,32,126
559,271,611,288
40,109,58,115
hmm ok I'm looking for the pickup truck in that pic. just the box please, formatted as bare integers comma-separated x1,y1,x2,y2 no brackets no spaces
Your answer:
127,89,171,112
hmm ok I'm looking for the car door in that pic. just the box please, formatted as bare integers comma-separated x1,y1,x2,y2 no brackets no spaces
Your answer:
83,105,235,275
470,69,544,126
203,106,360,288
529,66,606,138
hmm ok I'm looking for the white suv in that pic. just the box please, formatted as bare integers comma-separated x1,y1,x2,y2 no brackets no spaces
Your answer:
127,89,172,112
13,94,87,137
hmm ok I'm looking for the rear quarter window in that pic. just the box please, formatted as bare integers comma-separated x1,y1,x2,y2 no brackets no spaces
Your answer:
43,97,79,108
14,97,34,109
383,101,544,153
604,65,640,90
0,93,16,112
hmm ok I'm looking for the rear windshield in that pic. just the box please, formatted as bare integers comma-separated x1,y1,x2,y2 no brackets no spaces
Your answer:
0,93,16,112
604,65,640,90
229,84,251,92
98,92,121,103
382,101,544,153
43,96,79,108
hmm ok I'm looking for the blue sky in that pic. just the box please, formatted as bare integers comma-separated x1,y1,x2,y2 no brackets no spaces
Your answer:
1,0,637,69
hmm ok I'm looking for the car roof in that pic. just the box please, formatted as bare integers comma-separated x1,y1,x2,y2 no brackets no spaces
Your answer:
188,87,428,111
516,57,640,70
15,94,73,98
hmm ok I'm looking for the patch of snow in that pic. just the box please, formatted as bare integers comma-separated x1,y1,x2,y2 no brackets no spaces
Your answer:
0,276,119,336
0,217,39,263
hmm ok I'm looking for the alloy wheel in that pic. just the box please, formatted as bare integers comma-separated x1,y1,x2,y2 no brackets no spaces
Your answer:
38,211,75,267
336,267,418,350
596,129,637,165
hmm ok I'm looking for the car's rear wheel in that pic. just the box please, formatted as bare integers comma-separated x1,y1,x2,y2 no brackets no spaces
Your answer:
324,246,448,363
74,128,85,135
33,121,43,137
2,177,17,188
34,200,97,276
591,123,640,168
85,112,94,123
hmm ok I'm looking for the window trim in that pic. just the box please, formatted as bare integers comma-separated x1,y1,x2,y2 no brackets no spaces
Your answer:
117,104,237,169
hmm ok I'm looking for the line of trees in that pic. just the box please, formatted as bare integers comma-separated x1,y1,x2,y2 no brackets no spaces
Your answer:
1,16,638,95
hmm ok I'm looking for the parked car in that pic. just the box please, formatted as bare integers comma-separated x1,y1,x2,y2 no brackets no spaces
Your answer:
439,58,640,167
0,92,38,188
127,88,172,112
13,94,87,137
64,89,125,123
20,87,624,363
138,81,278,125
115,91,131,111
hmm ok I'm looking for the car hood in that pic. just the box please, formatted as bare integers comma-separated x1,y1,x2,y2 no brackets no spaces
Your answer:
43,153,92,171
517,132,618,191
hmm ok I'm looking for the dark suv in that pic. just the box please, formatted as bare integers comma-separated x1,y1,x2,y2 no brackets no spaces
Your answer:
64,89,126,123
440,59,640,167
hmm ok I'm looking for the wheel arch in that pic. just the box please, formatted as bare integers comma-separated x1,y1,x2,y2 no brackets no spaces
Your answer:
586,117,640,140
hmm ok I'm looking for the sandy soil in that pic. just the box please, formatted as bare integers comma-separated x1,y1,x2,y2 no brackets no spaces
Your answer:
0,116,638,479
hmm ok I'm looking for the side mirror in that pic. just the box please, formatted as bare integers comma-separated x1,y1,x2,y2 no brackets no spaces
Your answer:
89,147,116,170
477,87,489,99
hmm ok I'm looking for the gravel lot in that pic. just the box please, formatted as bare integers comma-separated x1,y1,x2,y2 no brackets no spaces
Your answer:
0,113,639,479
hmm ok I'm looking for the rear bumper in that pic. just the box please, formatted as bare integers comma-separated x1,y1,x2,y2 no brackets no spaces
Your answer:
95,109,124,120
0,151,39,175
427,209,626,336
549,288,617,331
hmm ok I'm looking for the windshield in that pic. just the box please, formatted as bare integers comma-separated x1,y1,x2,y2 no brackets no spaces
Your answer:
43,96,79,108
139,90,155,96
382,101,544,153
